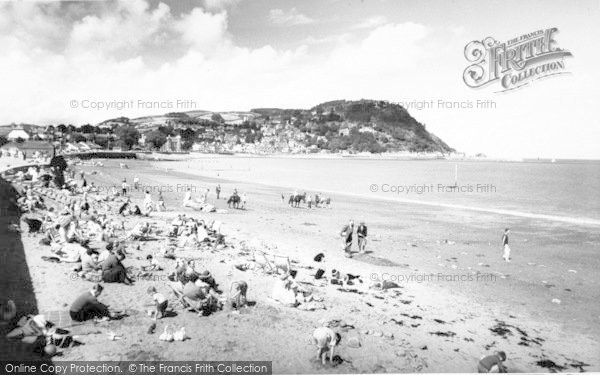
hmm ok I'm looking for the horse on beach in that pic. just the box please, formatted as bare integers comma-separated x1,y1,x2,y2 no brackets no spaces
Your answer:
288,193,306,208
227,195,241,209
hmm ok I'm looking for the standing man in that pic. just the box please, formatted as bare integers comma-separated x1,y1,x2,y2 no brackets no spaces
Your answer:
133,176,140,190
216,184,221,200
121,178,128,196
357,221,368,254
502,228,511,262
241,193,247,210
340,220,354,258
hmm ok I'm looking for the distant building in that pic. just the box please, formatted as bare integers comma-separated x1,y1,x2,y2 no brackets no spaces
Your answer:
161,135,182,152
1,140,54,157
7,128,32,141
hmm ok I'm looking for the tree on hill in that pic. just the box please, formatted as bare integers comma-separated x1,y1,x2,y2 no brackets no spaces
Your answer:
158,125,175,136
115,125,140,150
80,124,95,134
145,130,167,150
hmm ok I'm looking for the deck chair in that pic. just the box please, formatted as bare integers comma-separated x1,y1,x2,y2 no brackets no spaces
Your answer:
168,284,192,310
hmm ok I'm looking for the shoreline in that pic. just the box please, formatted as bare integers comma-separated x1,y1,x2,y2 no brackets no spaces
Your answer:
149,159,600,227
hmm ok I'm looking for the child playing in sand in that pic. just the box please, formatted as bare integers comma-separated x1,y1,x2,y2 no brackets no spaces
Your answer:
229,280,248,309
312,326,341,365
478,351,507,373
143,255,162,271
147,286,168,321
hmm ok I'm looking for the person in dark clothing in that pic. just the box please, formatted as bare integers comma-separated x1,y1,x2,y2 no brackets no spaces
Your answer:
70,284,110,322
339,220,354,257
478,351,507,373
102,250,132,285
357,222,368,253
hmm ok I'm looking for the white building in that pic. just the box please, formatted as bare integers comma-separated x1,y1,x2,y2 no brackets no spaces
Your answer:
7,128,31,141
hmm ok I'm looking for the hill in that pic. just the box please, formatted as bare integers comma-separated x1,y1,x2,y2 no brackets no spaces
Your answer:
96,99,454,154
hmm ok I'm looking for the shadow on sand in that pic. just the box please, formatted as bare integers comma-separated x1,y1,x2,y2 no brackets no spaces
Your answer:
0,176,52,366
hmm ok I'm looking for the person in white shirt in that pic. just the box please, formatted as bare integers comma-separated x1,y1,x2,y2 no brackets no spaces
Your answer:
312,327,341,365
143,191,153,216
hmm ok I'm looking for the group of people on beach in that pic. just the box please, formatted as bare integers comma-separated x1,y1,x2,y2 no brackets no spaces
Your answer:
284,190,331,209
3,158,515,372
6,162,252,326
339,220,368,258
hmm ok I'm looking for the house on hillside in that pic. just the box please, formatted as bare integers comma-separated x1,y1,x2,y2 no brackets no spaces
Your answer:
161,135,182,152
7,128,32,141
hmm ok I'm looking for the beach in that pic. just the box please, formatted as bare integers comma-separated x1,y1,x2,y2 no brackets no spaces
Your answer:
2,156,599,373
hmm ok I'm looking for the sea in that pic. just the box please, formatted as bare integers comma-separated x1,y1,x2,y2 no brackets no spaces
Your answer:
164,157,600,226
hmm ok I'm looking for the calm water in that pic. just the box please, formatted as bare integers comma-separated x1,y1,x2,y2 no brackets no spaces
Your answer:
169,157,600,225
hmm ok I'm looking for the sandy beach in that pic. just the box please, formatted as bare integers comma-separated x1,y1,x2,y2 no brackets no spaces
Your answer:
2,157,599,373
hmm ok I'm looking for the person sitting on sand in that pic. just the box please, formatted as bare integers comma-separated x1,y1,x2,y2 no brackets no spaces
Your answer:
70,284,113,322
198,270,221,294
127,221,151,240
118,199,131,216
147,286,168,321
312,326,341,365
97,243,113,265
182,275,209,314
80,250,101,276
168,215,185,237
130,204,143,216
55,239,89,263
478,351,507,373
6,314,51,340
102,250,133,285
142,255,162,271
339,220,354,258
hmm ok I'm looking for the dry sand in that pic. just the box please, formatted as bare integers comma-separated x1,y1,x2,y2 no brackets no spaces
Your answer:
2,157,599,373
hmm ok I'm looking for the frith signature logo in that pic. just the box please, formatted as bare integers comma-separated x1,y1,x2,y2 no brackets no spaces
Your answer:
463,28,572,92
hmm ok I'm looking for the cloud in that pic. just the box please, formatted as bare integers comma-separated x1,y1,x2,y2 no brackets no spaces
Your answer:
353,16,387,30
0,2,439,127
268,8,314,26
203,0,240,11
0,0,594,158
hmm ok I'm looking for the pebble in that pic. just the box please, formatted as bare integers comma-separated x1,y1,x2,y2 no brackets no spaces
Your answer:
384,332,394,339
373,331,383,337
551,298,561,304
347,337,361,348
361,329,369,335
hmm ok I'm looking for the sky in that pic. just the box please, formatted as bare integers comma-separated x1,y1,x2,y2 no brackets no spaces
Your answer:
0,0,599,158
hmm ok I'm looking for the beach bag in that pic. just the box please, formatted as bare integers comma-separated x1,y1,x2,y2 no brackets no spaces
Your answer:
173,327,188,341
159,325,174,342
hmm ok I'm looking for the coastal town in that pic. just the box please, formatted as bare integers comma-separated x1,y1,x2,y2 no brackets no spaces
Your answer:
0,100,461,159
